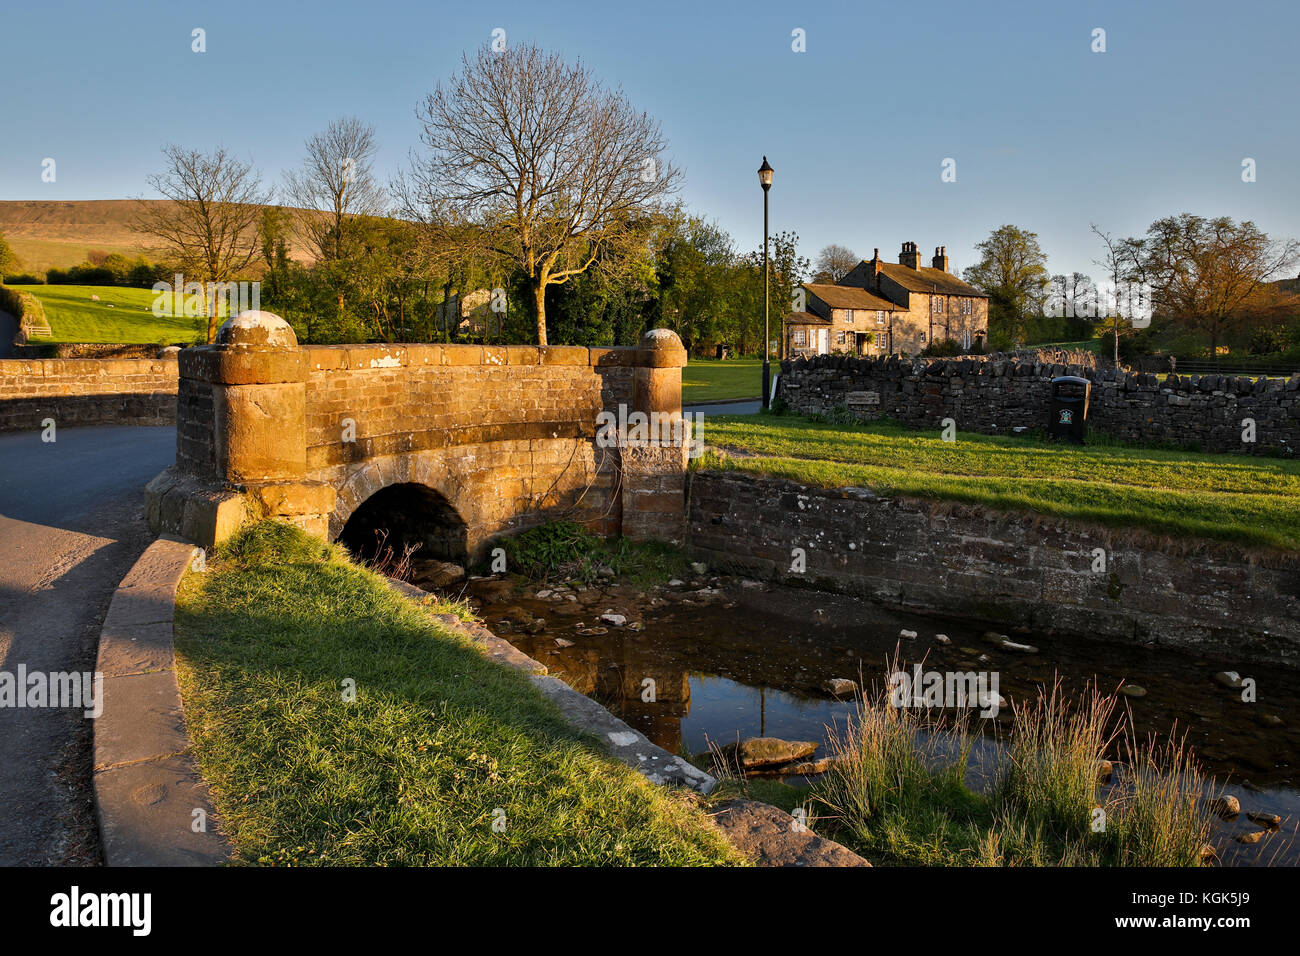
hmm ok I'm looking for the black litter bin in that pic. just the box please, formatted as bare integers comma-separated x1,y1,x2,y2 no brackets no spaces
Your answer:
1048,375,1091,443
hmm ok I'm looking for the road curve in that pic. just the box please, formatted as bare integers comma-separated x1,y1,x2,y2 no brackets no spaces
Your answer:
0,424,175,865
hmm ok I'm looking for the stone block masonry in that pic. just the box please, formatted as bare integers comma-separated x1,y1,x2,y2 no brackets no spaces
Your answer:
147,312,693,555
687,471,1300,664
0,355,179,432
779,353,1300,455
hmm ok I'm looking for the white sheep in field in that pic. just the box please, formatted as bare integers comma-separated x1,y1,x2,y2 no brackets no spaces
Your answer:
90,294,99,301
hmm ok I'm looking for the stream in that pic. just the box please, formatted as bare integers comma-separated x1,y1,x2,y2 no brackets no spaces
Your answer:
454,571,1299,866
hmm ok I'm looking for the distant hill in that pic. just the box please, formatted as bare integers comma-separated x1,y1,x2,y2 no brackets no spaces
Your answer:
0,199,314,274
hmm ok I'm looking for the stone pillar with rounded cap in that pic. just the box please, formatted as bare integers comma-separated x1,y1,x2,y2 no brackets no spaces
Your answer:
621,328,691,543
146,311,333,546
208,311,307,482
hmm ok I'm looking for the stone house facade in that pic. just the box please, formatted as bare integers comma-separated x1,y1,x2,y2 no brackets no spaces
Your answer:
785,242,989,357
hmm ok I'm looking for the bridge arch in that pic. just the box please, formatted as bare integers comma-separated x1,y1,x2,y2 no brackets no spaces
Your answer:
338,480,468,565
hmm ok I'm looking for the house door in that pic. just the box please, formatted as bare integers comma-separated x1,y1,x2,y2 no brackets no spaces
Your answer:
817,328,829,354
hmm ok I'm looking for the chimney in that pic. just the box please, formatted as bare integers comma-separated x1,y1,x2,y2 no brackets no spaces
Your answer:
871,248,881,280
932,245,949,273
899,241,921,270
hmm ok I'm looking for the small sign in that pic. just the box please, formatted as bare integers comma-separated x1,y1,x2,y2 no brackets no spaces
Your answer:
846,391,880,406
1059,409,1074,425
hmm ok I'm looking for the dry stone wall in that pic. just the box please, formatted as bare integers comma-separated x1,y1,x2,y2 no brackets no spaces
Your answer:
778,353,1300,455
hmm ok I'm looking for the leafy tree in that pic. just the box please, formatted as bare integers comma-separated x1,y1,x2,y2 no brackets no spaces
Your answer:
258,206,293,301
653,214,737,352
748,230,810,357
963,224,1050,348
0,231,23,279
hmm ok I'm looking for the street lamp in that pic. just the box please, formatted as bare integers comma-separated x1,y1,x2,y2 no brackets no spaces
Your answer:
757,156,773,409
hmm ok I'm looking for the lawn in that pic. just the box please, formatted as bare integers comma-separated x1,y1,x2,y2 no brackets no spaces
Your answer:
173,522,742,866
682,356,762,404
17,284,210,343
698,414,1300,550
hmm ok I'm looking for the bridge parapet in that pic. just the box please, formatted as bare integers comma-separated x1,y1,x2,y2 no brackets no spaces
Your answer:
147,312,691,556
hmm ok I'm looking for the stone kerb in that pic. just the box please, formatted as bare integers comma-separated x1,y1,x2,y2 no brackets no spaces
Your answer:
94,536,231,866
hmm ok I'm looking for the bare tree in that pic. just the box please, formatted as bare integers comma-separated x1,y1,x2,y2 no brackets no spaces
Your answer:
283,117,387,264
814,243,858,282
133,145,270,342
406,42,680,344
1090,223,1142,366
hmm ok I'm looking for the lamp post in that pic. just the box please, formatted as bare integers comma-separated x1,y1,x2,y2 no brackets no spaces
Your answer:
757,156,774,409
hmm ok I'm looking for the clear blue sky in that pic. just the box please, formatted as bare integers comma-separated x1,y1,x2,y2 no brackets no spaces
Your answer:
3,0,1297,279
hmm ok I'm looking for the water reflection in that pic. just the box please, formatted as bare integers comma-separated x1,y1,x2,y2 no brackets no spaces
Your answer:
477,576,1300,865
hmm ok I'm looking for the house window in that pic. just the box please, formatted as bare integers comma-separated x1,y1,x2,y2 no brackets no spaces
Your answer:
877,311,886,327
793,329,805,346
845,309,854,324
932,296,944,313
836,331,846,345
920,332,927,343
962,328,971,349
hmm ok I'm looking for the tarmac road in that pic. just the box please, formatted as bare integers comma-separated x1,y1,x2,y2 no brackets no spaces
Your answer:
0,424,174,864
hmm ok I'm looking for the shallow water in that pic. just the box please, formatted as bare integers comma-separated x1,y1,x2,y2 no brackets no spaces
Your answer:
468,575,1300,866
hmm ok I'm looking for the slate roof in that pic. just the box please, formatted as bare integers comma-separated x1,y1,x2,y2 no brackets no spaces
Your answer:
783,310,831,325
802,283,904,312
875,263,986,297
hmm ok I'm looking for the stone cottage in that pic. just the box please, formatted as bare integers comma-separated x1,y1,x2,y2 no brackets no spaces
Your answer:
784,243,989,357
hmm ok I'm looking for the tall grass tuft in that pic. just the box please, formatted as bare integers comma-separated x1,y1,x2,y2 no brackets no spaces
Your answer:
1104,730,1217,867
814,665,1221,867
816,654,978,859
993,681,1118,839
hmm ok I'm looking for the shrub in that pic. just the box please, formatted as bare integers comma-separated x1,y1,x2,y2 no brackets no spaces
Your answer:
920,338,962,357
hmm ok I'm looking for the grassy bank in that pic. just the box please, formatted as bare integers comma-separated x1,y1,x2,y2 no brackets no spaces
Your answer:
698,414,1300,550
173,522,741,866
683,356,761,403
19,284,209,343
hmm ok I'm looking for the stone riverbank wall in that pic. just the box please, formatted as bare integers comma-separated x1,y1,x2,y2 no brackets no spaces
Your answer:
686,471,1300,664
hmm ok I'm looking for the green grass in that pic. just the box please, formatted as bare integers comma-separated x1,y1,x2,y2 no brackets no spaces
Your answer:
499,520,693,585
697,414,1300,550
173,522,743,866
1038,338,1106,355
18,284,212,343
683,356,762,403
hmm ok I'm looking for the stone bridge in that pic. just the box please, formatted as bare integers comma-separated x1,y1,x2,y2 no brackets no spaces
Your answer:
146,312,691,562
